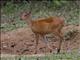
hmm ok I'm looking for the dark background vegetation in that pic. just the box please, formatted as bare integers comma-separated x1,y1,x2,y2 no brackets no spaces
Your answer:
1,0,80,32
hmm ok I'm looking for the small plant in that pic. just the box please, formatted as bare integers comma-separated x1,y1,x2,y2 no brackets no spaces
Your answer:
64,29,79,41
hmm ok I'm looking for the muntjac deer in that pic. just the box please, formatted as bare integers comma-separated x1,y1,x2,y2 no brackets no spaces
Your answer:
20,11,64,54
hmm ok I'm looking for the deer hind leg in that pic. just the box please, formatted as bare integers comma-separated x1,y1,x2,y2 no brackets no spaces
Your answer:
35,33,39,54
53,30,63,53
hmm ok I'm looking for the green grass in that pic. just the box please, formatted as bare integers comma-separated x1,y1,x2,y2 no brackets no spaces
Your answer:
1,52,80,60
0,20,27,32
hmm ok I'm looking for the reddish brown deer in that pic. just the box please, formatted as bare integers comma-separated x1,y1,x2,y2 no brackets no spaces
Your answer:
20,11,64,54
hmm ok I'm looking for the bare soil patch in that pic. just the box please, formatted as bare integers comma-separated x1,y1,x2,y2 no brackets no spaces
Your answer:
1,25,80,55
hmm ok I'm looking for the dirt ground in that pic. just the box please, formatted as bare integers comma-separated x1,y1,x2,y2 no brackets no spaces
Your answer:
1,25,80,55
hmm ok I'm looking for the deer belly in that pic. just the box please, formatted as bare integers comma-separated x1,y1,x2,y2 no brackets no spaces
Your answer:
31,25,53,34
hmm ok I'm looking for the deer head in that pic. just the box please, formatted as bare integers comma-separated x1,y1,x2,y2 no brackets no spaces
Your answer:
20,11,32,25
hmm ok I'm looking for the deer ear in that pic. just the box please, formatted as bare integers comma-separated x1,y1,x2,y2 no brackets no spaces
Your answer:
27,11,31,15
20,11,24,17
29,11,31,14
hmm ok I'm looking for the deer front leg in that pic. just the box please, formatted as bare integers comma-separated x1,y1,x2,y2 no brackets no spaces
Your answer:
35,33,39,54
41,35,52,53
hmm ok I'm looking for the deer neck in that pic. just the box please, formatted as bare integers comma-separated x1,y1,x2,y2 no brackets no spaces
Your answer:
26,17,32,26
